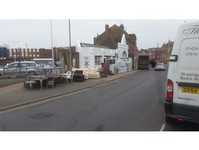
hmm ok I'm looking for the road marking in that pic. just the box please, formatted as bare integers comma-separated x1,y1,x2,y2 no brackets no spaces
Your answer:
160,123,166,131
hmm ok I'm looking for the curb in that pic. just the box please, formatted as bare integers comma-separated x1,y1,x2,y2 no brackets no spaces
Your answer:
0,71,137,112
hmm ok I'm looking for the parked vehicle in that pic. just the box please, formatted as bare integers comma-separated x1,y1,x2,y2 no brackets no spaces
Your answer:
73,70,85,81
33,58,54,70
4,61,38,76
72,68,89,80
154,63,166,71
0,66,3,76
138,55,149,70
61,71,73,83
165,21,199,124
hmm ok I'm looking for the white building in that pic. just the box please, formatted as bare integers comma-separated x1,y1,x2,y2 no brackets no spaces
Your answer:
76,34,132,75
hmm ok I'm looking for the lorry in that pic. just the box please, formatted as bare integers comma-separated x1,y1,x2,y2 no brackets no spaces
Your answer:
137,55,150,70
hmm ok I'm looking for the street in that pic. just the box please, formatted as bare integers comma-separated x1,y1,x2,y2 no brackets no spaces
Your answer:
0,70,199,131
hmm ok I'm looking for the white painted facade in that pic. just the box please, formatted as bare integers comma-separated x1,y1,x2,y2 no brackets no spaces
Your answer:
76,34,132,74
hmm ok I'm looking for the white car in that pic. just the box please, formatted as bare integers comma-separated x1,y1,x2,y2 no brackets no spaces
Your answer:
154,63,166,71
61,71,73,82
0,66,4,76
165,21,199,124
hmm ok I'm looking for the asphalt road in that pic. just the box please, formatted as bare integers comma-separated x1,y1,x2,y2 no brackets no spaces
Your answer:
0,70,198,131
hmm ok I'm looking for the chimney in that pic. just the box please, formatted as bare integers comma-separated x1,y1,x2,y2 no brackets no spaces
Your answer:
120,24,124,30
105,24,109,31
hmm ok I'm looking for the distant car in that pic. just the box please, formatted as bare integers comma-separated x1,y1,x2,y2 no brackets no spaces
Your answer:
4,61,38,75
154,63,166,71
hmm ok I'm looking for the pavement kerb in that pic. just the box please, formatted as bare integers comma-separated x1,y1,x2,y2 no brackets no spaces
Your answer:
0,71,137,112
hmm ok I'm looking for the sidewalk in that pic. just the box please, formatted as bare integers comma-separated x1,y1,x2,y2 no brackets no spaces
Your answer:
0,71,137,111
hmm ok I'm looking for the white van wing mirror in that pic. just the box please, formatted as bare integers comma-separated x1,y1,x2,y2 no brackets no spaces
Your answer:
169,55,178,62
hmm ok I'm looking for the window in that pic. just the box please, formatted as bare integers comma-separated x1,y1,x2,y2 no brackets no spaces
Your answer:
122,51,127,58
84,56,89,67
95,56,102,65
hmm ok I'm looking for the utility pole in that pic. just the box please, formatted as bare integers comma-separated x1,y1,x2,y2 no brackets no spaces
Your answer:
68,19,72,71
50,20,55,68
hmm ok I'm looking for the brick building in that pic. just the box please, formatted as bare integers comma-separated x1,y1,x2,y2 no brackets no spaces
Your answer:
94,24,138,69
54,47,79,69
0,47,79,68
147,41,174,64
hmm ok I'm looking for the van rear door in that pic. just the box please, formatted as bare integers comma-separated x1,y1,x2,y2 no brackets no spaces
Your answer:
175,38,199,106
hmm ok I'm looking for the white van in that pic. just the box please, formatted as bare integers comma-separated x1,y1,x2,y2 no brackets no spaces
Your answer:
165,21,199,124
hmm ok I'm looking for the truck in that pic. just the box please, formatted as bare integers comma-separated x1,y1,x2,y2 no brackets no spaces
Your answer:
137,55,149,70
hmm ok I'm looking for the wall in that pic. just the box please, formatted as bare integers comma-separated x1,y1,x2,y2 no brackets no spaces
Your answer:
77,45,115,70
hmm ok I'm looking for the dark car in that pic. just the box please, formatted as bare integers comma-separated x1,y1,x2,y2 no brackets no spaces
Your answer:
73,70,85,81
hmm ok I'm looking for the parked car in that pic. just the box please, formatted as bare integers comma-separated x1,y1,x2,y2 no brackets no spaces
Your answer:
154,63,166,71
61,71,73,83
4,61,38,75
165,21,199,124
0,66,4,76
73,70,85,81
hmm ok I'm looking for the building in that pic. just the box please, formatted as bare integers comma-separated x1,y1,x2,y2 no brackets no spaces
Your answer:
0,47,80,69
147,41,174,64
54,47,79,69
8,48,50,61
93,24,138,69
0,47,9,60
77,34,132,73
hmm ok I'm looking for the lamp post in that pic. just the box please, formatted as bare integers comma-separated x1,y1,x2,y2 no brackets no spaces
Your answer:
68,19,72,71
50,20,55,68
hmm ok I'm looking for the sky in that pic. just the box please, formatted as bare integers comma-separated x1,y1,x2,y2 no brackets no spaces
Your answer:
0,20,189,49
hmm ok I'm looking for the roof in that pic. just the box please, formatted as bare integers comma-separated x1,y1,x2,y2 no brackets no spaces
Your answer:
80,43,95,47
80,43,110,49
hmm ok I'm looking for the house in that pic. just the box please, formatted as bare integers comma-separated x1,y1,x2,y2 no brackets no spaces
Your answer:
94,24,138,69
76,34,132,75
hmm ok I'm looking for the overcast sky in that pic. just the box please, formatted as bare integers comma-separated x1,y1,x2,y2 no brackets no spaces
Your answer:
0,20,189,49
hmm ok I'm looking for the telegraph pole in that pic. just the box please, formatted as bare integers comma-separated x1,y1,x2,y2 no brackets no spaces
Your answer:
68,19,72,70
50,20,55,68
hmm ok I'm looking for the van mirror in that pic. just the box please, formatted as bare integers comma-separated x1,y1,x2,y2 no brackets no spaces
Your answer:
169,55,178,62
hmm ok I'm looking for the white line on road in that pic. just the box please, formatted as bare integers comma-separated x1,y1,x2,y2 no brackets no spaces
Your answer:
160,123,166,131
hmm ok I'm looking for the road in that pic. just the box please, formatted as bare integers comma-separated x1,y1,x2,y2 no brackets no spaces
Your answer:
0,70,199,131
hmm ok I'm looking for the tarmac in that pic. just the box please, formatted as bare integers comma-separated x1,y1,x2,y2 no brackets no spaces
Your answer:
0,71,136,111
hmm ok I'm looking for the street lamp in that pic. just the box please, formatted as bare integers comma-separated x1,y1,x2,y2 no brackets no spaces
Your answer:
68,19,72,71
49,20,55,68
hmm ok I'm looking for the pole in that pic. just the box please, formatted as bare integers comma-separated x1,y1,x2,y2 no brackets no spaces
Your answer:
50,20,55,68
68,19,72,71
